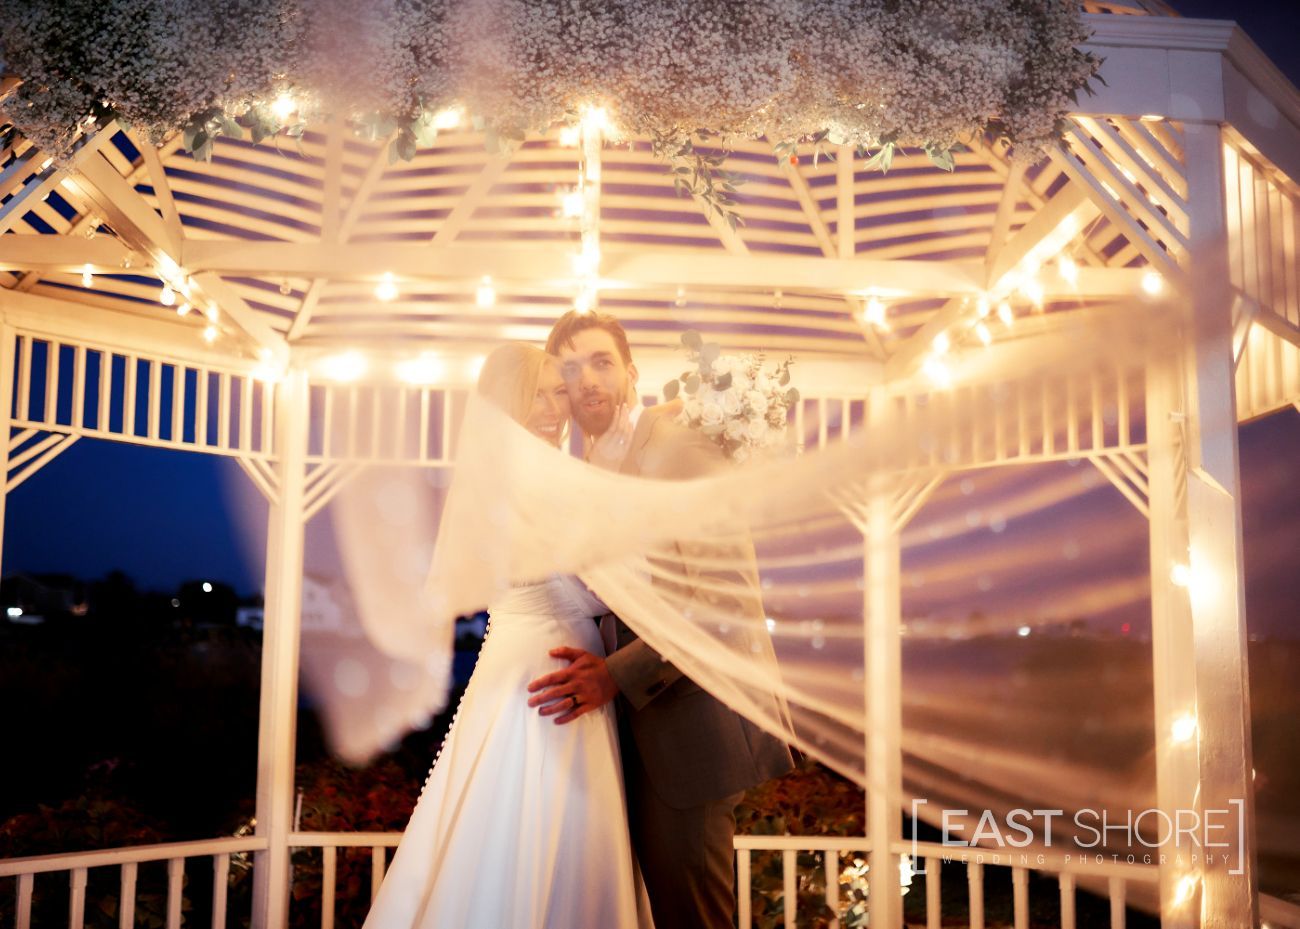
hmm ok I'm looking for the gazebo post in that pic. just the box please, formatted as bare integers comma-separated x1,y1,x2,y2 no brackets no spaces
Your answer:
251,368,310,929
865,392,904,929
1145,351,1199,929
1176,123,1259,927
0,318,14,581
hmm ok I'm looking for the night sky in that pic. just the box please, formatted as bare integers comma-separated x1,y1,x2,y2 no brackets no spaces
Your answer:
4,0,1298,638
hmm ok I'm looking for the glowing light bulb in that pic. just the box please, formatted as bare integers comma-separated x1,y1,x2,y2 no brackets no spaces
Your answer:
558,125,581,147
1170,562,1191,587
177,302,192,317
1172,874,1199,907
922,356,952,389
396,353,446,386
271,93,296,121
863,296,887,329
1171,713,1197,744
320,351,369,383
975,322,992,346
1021,276,1045,308
375,272,399,302
475,275,496,309
572,246,600,276
932,331,951,355
159,282,176,306
78,264,94,288
561,188,584,218
203,325,218,344
1058,255,1079,285
997,301,1014,327
1141,270,1163,295
432,106,463,130
573,288,594,314
581,105,613,135
1017,625,1031,637
205,304,219,323
976,296,991,318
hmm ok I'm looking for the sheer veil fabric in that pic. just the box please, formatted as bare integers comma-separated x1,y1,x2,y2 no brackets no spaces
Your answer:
319,300,1186,906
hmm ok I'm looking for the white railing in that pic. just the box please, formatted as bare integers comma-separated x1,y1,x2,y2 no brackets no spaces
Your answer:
733,835,1164,929
4,833,1295,928
0,836,266,929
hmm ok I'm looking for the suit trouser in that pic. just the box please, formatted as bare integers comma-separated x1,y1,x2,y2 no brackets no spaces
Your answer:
625,748,745,929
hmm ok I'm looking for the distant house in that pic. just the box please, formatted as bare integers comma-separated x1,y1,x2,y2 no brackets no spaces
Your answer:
1,573,87,624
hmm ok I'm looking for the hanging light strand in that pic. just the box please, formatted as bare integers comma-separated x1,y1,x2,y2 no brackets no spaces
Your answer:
573,107,604,314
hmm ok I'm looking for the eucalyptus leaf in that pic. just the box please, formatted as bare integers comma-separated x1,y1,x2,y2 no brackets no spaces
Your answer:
785,387,801,406
780,369,791,386
714,372,733,390
701,342,720,365
681,330,703,351
663,379,680,401
684,373,701,395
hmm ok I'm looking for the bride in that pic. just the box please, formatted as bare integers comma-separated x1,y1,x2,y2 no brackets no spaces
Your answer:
361,343,651,929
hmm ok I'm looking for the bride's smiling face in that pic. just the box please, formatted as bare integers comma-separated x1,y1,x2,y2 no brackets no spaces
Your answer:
525,359,571,446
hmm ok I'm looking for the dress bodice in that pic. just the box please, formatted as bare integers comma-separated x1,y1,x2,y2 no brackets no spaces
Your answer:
487,574,607,623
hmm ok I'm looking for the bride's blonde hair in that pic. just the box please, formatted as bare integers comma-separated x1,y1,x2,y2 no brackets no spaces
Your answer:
476,343,551,424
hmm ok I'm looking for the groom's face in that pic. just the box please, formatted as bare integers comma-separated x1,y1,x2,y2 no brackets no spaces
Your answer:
556,328,637,438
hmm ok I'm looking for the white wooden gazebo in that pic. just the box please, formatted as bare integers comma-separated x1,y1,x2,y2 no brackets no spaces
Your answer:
1,5,1298,928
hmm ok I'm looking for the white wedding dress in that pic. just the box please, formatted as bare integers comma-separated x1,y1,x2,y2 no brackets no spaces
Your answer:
362,574,651,929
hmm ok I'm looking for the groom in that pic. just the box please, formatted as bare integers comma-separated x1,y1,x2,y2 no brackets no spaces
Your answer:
526,310,793,929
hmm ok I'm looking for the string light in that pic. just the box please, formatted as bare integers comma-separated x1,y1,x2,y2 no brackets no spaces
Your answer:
475,275,496,309
1171,713,1197,744
572,244,600,277
159,282,176,306
1170,562,1191,587
205,304,220,323
319,351,369,382
976,296,991,318
432,106,463,130
81,264,94,288
975,322,992,346
1171,874,1199,908
202,325,218,344
573,285,594,314
1058,255,1079,285
396,353,446,386
674,285,687,308
997,301,1015,327
375,272,399,302
862,296,887,329
558,125,581,147
1020,275,1045,309
271,93,296,121
932,331,951,355
922,356,952,389
177,302,192,317
560,188,584,218
1141,270,1164,296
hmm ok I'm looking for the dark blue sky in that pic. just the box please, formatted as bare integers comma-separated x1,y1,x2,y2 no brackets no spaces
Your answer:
4,0,1298,636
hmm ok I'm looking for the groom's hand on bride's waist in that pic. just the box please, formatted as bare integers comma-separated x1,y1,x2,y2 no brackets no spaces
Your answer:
526,647,619,725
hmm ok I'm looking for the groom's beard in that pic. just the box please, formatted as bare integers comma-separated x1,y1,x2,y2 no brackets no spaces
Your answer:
573,391,615,438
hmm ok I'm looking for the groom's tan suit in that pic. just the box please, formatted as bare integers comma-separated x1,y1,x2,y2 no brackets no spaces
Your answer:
604,399,793,929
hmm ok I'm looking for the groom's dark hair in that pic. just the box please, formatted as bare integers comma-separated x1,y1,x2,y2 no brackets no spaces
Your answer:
545,311,633,365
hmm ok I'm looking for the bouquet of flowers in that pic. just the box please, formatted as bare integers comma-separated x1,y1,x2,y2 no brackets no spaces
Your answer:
663,330,799,463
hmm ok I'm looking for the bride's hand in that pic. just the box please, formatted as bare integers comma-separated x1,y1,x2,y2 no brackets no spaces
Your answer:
587,403,633,470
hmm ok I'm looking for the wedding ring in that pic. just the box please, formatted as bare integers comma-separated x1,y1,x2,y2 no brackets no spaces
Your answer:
570,694,581,709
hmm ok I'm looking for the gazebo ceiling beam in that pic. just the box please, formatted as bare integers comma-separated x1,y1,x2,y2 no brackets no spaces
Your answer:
986,182,1099,290
174,242,1153,299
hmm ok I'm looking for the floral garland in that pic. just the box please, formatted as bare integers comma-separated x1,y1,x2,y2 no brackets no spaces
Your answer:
0,0,1100,221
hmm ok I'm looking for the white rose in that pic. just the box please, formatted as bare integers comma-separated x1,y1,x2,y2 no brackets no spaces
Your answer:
683,397,703,421
747,418,769,441
724,419,746,441
711,357,733,377
721,387,743,416
754,373,772,393
700,400,725,426
745,390,768,418
732,445,751,464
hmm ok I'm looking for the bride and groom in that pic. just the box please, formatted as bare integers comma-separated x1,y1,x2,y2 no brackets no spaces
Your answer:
362,311,793,928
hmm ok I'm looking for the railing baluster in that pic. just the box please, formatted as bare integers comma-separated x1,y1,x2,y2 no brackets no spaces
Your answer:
17,873,33,929
1109,876,1126,929
370,847,385,903
211,855,228,929
824,849,840,929
925,856,941,929
321,846,337,929
120,861,137,929
69,866,87,929
1059,871,1076,929
782,848,797,926
736,849,751,929
967,861,984,929
166,858,183,929
1012,866,1029,929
